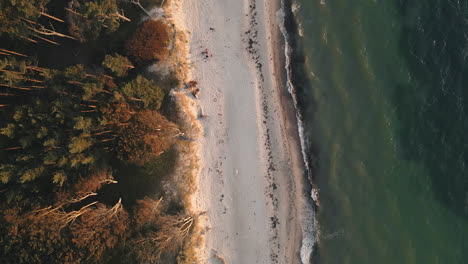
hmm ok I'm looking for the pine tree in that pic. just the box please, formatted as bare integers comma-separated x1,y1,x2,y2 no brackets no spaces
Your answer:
0,0,49,35
125,19,171,63
122,75,165,110
102,54,134,77
66,0,130,42
114,110,180,164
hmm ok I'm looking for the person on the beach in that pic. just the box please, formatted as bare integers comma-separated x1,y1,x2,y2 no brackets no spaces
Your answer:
202,48,210,60
192,88,200,98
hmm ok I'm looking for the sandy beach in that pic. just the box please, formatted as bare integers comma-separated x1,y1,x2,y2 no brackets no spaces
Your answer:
169,0,307,262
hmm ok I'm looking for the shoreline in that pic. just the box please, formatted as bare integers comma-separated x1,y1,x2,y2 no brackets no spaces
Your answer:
167,0,311,262
278,0,319,262
265,0,310,263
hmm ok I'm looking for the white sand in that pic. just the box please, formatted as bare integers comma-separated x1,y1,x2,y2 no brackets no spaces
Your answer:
169,0,305,263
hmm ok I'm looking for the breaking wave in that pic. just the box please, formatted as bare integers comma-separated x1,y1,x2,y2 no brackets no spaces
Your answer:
277,1,318,263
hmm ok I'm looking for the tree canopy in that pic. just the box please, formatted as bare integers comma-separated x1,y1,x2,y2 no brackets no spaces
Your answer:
114,110,180,164
125,19,171,63
122,75,165,110
0,57,177,186
0,0,49,35
0,1,195,262
102,54,134,77
67,0,130,42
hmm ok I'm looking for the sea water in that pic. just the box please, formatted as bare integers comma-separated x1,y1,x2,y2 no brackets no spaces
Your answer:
286,0,468,263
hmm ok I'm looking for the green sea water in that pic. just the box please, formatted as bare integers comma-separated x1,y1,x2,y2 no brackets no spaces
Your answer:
291,0,468,263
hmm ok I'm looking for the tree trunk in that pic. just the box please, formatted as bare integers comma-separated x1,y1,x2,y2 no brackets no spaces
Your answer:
0,49,27,57
131,0,151,17
32,34,60,45
39,11,65,23
0,84,33,91
17,35,39,43
0,146,22,150
65,8,85,18
27,25,77,40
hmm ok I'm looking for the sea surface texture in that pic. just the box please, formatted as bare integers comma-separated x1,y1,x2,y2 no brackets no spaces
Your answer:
291,0,468,263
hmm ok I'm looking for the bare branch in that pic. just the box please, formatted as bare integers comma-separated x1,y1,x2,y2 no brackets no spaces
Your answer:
1,146,22,150
39,11,65,23
61,201,99,227
32,34,61,45
0,84,34,91
114,10,131,22
19,17,39,25
65,8,85,18
68,192,98,204
0,49,27,57
131,0,151,17
27,25,77,40
17,35,39,43
26,66,47,72
24,85,45,89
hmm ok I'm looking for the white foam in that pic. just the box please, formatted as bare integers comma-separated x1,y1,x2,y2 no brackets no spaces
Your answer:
292,2,301,14
290,0,304,37
278,1,318,263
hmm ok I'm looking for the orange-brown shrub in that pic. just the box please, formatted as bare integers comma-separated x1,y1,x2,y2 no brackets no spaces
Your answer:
125,19,170,63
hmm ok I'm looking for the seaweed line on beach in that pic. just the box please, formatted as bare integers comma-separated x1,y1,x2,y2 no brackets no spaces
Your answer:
243,0,282,262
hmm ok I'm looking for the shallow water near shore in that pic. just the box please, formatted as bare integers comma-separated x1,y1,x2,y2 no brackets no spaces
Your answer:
288,0,468,263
